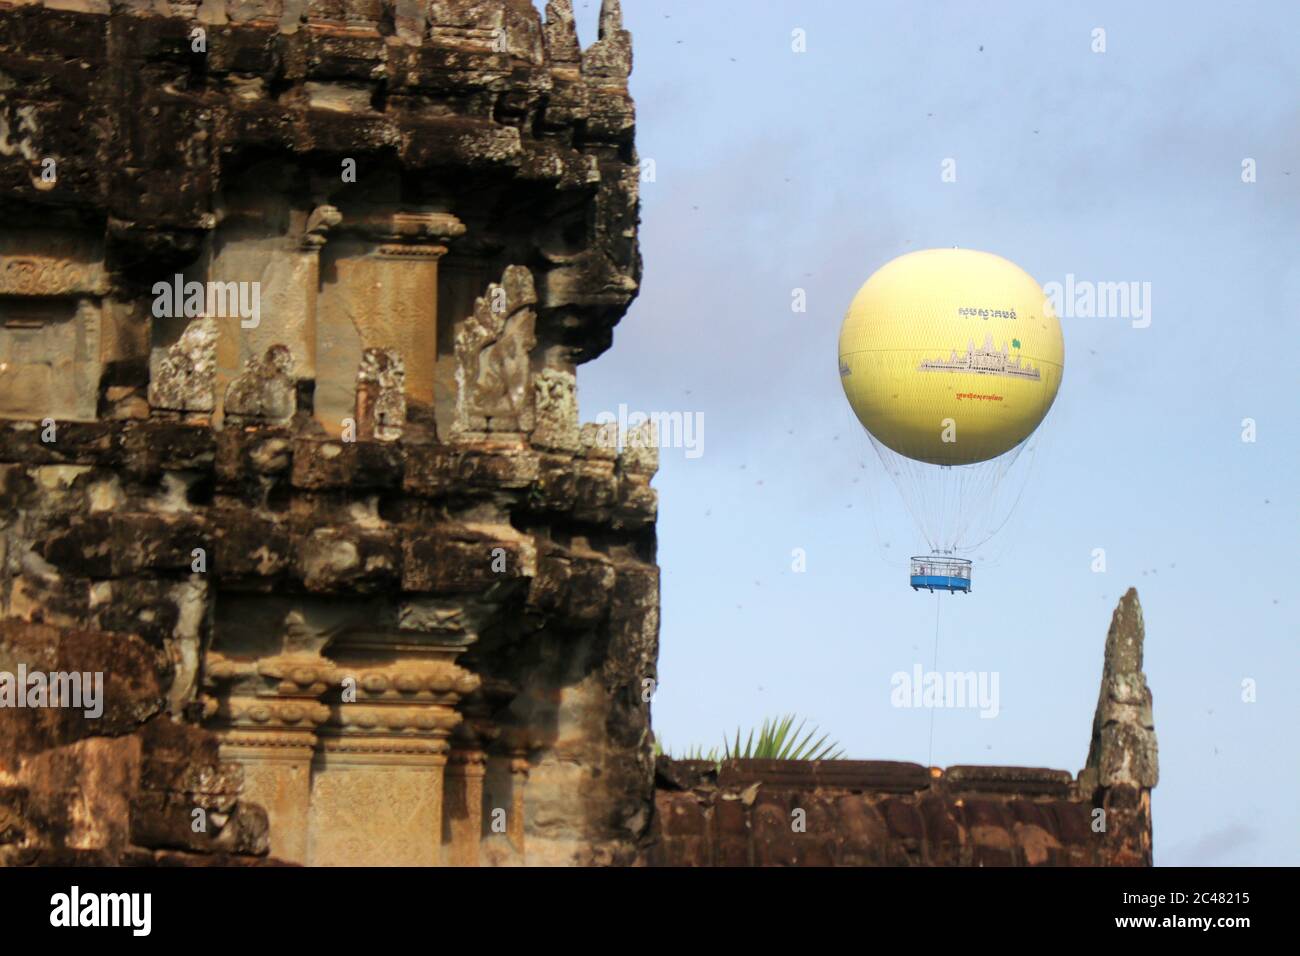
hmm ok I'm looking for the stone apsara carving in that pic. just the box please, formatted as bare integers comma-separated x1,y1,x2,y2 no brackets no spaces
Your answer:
148,317,218,413
355,347,406,442
224,345,296,425
454,265,538,435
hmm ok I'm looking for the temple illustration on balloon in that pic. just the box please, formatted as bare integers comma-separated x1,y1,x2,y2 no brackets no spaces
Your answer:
918,335,1043,381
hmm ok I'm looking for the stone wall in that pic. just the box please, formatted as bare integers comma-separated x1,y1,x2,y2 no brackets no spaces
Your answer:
643,590,1158,867
649,761,1102,867
0,616,275,865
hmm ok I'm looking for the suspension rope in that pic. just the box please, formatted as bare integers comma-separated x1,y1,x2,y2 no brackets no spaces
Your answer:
927,590,941,769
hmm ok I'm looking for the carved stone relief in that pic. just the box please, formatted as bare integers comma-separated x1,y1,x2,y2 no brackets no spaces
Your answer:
454,265,538,435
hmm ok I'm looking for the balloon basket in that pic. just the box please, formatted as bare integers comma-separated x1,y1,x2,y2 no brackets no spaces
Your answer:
909,556,972,593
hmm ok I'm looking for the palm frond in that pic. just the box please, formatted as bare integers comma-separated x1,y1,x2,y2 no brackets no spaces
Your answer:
660,714,845,762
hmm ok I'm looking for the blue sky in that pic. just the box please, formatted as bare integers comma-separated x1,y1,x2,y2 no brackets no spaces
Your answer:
557,1,1299,865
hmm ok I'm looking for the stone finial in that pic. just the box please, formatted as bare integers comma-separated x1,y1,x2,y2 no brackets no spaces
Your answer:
355,347,406,441
580,421,619,461
340,0,384,28
620,420,658,476
426,0,544,62
599,0,624,36
148,317,218,414
387,0,428,45
1085,588,1158,789
582,0,632,80
531,368,579,452
543,0,580,65
224,345,296,425
302,204,341,249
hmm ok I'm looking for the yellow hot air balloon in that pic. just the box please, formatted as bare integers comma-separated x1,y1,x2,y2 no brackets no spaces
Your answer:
838,249,1064,589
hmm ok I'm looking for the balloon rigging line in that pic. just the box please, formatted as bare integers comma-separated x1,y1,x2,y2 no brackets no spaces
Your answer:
959,440,1037,552
927,590,941,770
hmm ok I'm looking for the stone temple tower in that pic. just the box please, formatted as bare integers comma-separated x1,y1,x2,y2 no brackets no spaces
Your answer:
0,0,658,865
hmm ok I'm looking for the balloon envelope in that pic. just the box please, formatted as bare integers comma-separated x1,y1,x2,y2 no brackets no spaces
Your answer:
838,249,1064,466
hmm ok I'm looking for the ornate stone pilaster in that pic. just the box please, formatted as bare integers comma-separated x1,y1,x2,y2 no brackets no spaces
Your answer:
295,204,342,386
211,204,341,427
307,646,479,866
508,750,530,859
316,210,464,441
0,237,109,421
204,652,334,864
445,748,487,867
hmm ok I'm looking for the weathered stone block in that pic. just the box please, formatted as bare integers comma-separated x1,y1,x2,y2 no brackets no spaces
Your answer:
917,793,964,850
297,526,401,592
571,462,617,522
527,547,614,624
0,621,167,759
878,797,924,843
1013,822,1062,867
834,795,890,865
657,791,706,838
117,422,216,482
0,421,115,466
961,797,1011,833
529,454,578,511
216,426,294,485
95,578,186,650
290,438,355,489
211,512,293,582
40,515,115,578
402,526,525,594
112,513,213,574
404,444,538,497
